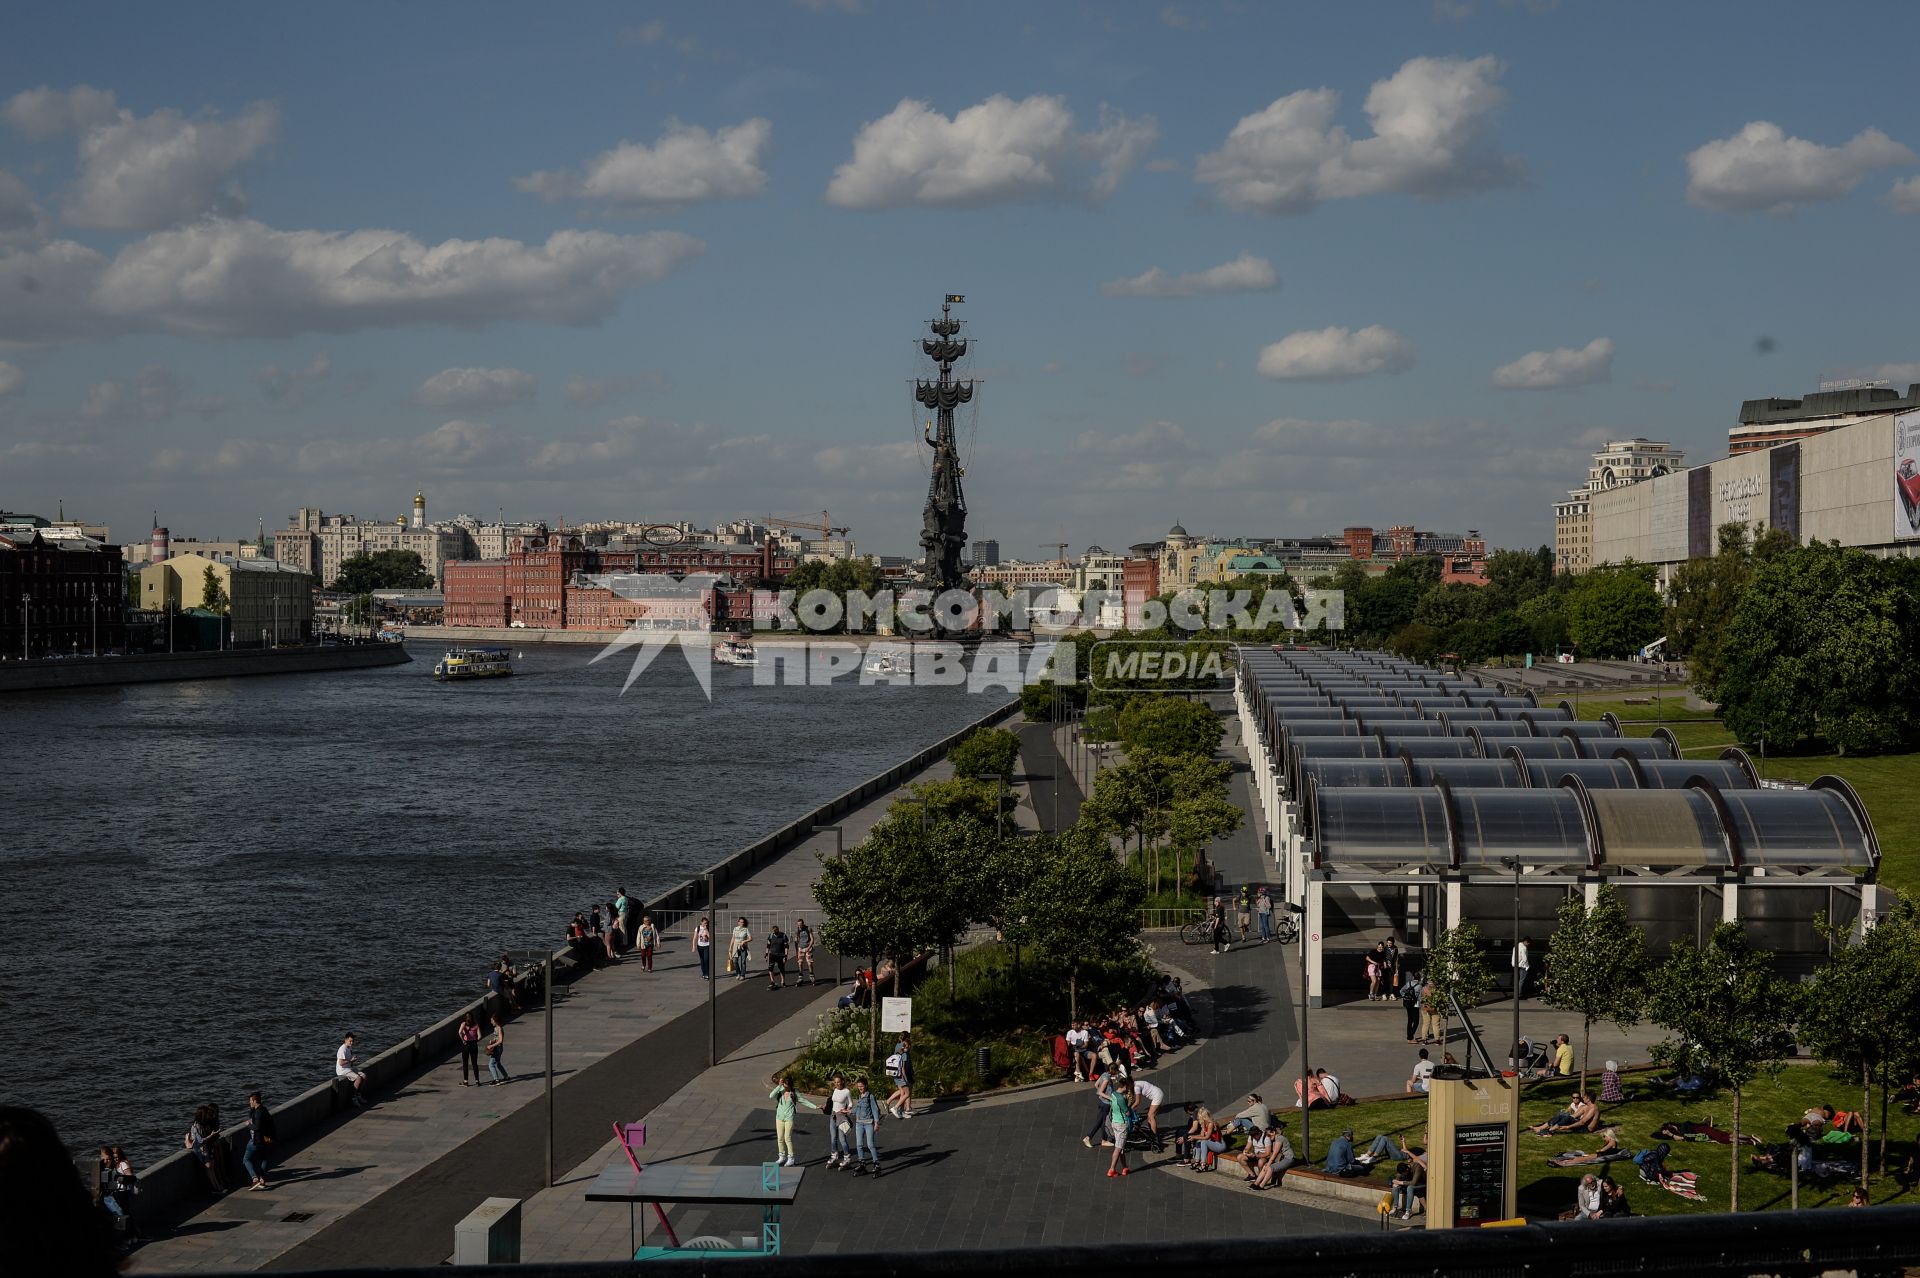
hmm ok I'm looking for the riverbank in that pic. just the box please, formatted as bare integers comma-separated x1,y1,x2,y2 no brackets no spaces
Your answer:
400,625,1038,648
122,694,1018,1270
0,642,408,692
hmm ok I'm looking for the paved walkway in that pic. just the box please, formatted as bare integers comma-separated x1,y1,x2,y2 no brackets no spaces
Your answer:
129,743,1024,1274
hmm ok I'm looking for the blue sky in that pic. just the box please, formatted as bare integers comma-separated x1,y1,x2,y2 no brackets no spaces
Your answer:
2,0,1917,559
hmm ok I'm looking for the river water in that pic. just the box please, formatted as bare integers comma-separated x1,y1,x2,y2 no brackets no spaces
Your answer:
0,646,1012,1165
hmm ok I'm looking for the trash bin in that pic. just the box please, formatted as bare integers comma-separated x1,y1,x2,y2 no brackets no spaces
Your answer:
974,1046,991,1079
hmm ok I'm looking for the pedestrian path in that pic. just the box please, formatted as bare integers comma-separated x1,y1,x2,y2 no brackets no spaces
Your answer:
128,749,1000,1274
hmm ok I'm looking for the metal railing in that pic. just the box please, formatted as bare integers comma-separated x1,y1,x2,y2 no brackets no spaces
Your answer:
1138,907,1205,931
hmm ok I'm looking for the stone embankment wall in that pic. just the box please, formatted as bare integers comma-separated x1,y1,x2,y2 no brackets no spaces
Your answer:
0,644,409,692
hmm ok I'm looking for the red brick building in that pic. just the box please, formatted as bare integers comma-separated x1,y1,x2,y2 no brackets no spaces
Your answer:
0,527,128,656
1121,556,1160,629
443,561,507,627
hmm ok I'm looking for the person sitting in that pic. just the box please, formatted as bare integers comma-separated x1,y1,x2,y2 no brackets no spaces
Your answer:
1571,1173,1605,1220
1598,1060,1626,1104
1599,1177,1631,1217
1323,1128,1362,1176
1553,1035,1576,1078
1632,1141,1673,1184
1187,1111,1226,1171
1051,1032,1074,1077
1237,1125,1271,1182
1547,1127,1625,1165
1251,1123,1295,1190
1849,1187,1869,1207
1231,1094,1272,1134
1294,1070,1332,1110
1407,1048,1435,1094
1815,1104,1864,1136
1661,1068,1707,1094
1173,1102,1203,1161
1389,1158,1427,1219
1531,1094,1594,1136
1358,1131,1415,1167
1319,1068,1344,1106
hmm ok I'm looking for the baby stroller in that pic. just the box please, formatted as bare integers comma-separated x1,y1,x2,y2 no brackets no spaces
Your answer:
1509,1037,1551,1079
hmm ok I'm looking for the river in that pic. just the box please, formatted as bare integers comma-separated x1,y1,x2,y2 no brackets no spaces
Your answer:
0,645,1012,1165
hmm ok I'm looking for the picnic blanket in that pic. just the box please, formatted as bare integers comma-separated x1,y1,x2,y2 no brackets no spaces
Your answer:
1547,1149,1634,1167
1658,1171,1705,1201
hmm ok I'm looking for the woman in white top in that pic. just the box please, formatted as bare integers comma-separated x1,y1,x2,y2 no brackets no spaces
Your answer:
826,1073,855,1168
693,917,712,978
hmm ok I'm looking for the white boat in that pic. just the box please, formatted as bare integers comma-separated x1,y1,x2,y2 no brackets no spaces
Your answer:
863,646,913,677
714,639,758,667
434,647,512,680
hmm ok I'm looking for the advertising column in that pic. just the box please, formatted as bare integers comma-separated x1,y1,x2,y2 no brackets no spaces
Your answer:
1425,1073,1519,1228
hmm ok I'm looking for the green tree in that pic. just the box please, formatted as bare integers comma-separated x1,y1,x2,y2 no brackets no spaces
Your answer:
1010,824,1146,1019
1116,697,1223,758
1566,562,1662,658
1021,679,1086,721
1413,581,1494,632
1645,922,1802,1211
200,565,230,615
1541,883,1645,1092
1714,542,1920,754
1516,590,1570,655
1484,546,1554,609
1801,901,1920,1186
947,727,1021,781
331,549,434,592
782,556,886,632
1425,922,1494,1046
1384,622,1442,665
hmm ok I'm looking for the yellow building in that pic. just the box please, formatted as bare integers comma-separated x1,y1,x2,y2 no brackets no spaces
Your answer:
139,552,314,645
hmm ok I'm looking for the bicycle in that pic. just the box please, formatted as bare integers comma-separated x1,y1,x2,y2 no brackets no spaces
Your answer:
1179,912,1224,947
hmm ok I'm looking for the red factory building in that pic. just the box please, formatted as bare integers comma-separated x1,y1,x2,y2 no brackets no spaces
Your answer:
443,532,795,631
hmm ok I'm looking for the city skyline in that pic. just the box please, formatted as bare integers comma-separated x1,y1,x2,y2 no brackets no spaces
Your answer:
4,2,1919,557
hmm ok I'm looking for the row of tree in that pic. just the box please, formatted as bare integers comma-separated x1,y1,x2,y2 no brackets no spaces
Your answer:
1421,884,1920,1209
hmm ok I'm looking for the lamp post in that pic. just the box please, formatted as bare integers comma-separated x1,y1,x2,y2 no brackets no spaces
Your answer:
89,588,98,657
1290,899,1310,1162
19,592,28,660
1501,856,1521,1074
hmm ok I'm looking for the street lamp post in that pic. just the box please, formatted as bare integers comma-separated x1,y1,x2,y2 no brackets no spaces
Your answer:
1290,899,1310,1163
1502,857,1522,1073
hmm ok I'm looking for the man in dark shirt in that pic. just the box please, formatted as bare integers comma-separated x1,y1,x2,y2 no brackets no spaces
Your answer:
243,1092,276,1191
765,925,790,990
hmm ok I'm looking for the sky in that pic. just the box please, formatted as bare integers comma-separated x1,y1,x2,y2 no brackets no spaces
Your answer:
2,0,1918,560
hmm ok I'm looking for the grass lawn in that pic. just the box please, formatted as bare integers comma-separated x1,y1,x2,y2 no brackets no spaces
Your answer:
782,942,1151,1098
1573,692,1920,900
1300,1064,1917,1218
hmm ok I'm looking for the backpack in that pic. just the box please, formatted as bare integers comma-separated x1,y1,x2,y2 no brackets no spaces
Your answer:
1400,982,1419,1006
884,1052,904,1078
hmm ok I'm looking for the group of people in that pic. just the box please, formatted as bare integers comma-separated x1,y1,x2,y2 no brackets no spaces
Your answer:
1057,982,1197,1082
762,1035,916,1176
174,1090,282,1204
1203,886,1281,952
689,915,817,988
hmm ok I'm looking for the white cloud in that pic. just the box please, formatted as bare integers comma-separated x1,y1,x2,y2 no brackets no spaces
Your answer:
155,419,511,480
1489,336,1614,389
0,220,703,342
515,119,771,212
826,94,1157,208
1,85,119,140
1195,55,1522,214
79,364,225,420
58,96,280,230
1101,252,1278,298
1256,325,1414,380
0,170,46,243
0,360,22,396
1889,175,1920,213
414,366,537,410
257,352,331,401
1685,121,1914,213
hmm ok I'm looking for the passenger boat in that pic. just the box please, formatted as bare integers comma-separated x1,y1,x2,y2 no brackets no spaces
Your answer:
434,647,513,680
863,646,913,677
714,639,758,667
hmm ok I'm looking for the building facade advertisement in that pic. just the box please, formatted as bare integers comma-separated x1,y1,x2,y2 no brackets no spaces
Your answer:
1687,467,1713,559
1896,410,1920,539
1768,442,1800,541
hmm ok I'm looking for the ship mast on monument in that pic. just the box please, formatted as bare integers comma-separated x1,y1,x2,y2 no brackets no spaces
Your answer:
916,293,973,593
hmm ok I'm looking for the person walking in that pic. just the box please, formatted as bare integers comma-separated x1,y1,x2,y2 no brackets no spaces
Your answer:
851,1077,883,1174
1418,977,1443,1044
1512,935,1532,1001
615,887,633,953
1255,886,1274,943
1400,970,1423,1043
457,1011,483,1086
765,925,790,991
826,1073,854,1167
1235,885,1253,942
692,916,711,978
1209,898,1230,955
485,1013,508,1085
794,918,815,986
1105,1079,1134,1178
884,1034,914,1118
335,1034,369,1107
767,1076,818,1167
729,917,752,982
242,1092,276,1191
636,915,659,973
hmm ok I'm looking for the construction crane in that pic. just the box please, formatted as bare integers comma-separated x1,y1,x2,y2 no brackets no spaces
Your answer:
764,511,851,539
1041,542,1069,563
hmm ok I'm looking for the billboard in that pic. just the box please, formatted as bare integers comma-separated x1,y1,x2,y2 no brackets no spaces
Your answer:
1899,410,1920,540
1769,443,1800,540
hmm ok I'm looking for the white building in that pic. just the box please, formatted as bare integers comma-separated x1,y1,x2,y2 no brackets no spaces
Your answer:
1553,439,1685,574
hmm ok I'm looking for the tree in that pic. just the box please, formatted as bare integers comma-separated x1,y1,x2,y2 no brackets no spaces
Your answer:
1714,542,1920,754
1384,622,1442,665
1801,902,1920,1187
1116,697,1223,758
1011,824,1146,1020
1542,884,1645,1092
1413,581,1495,632
200,566,230,615
331,549,434,593
947,727,1021,781
1425,922,1494,1046
1484,546,1554,609
1645,922,1801,1211
1566,563,1662,658
1517,590,1570,655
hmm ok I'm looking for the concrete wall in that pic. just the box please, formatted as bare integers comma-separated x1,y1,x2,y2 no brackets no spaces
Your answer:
0,643,408,693
114,694,1018,1228
1803,413,1894,547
